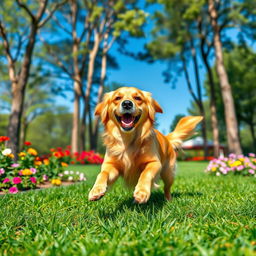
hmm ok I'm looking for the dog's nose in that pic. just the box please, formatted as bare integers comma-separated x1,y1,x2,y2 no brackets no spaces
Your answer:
122,100,133,110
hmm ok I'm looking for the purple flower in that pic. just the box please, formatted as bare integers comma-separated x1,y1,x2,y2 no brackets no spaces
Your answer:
13,177,22,184
0,168,5,175
9,187,18,194
11,163,20,168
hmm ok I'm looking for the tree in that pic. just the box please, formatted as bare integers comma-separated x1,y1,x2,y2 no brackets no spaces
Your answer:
146,0,209,157
0,0,65,157
208,0,242,154
208,45,256,151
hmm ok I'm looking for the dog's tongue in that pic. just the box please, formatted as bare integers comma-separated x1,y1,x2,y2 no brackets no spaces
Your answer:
121,114,135,128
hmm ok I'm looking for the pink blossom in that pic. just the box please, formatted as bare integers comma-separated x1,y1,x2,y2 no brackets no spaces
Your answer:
3,178,10,183
13,177,22,184
248,169,255,174
249,153,255,157
43,175,48,181
9,187,18,194
11,163,20,168
30,177,37,184
30,168,37,174
0,168,5,175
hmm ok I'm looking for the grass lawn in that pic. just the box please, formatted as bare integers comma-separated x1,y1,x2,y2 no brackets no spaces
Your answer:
0,162,255,255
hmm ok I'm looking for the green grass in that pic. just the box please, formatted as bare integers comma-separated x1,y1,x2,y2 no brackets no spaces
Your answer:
0,162,255,256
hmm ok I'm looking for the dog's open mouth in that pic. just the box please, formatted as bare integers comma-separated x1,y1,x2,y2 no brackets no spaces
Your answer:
115,113,141,131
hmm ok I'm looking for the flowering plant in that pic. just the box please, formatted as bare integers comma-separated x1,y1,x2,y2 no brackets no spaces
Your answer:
205,153,256,177
0,137,86,194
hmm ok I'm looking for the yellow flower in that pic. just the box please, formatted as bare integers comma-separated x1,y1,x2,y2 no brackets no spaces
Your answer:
211,167,217,172
239,158,244,162
43,159,50,165
61,162,68,167
51,179,62,186
230,160,241,167
21,168,33,175
8,153,14,158
19,152,26,157
34,161,42,166
27,148,38,156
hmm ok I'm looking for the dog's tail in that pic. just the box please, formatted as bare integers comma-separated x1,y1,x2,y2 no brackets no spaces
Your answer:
166,116,203,150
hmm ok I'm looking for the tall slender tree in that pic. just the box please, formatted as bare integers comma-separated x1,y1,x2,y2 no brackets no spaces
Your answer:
208,0,242,154
0,0,65,157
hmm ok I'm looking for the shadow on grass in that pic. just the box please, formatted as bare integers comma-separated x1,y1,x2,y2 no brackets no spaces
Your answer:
98,190,203,220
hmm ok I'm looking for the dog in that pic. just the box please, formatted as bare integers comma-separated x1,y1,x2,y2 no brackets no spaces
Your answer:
89,87,202,204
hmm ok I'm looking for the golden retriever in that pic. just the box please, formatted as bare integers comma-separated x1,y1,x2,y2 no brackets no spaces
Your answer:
89,87,202,204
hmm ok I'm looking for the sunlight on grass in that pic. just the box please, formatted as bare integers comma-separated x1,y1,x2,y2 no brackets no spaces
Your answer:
0,162,255,255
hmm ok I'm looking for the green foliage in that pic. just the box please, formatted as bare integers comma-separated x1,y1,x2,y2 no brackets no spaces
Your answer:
113,9,147,37
0,162,255,255
26,109,72,154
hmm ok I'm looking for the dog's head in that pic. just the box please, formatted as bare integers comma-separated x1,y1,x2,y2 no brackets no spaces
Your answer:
95,87,163,132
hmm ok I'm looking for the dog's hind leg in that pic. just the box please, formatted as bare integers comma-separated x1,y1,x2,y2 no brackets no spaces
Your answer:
160,164,175,201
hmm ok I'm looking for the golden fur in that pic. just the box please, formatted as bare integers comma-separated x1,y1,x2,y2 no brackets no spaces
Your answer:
89,87,203,203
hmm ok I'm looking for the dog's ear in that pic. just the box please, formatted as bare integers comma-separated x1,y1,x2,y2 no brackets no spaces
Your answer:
142,91,163,121
95,92,113,124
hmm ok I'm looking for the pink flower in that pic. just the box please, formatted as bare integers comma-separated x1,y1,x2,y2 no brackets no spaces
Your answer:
3,178,10,183
248,169,255,174
249,153,255,157
0,168,5,175
11,163,20,168
30,177,37,184
30,168,37,174
13,177,22,184
9,187,18,194
43,175,48,181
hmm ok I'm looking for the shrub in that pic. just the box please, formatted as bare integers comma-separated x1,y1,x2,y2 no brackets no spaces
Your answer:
206,153,256,177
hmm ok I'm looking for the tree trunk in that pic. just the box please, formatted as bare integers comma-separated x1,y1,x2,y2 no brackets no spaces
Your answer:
91,52,107,151
7,24,37,157
249,123,256,151
7,82,24,157
190,39,208,157
80,33,100,151
208,0,242,154
71,82,81,153
200,43,220,158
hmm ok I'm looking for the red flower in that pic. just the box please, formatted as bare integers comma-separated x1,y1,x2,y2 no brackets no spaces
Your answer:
0,136,10,142
24,141,32,146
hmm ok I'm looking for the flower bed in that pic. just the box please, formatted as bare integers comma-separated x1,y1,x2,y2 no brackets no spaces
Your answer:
205,153,256,177
0,136,86,194
44,146,104,165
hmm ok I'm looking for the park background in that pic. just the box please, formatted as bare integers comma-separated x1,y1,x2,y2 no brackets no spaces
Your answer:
0,1,256,255
0,0,255,158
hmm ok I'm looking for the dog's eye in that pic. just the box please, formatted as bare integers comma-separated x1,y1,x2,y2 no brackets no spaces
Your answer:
115,96,122,101
134,96,141,101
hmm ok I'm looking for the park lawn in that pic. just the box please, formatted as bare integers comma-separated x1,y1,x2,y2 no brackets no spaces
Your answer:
0,162,255,256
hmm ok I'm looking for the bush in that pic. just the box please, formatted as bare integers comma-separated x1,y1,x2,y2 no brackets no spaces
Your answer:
0,137,86,194
205,153,256,177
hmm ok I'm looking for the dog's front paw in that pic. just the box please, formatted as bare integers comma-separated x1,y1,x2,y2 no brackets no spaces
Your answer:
88,185,106,201
133,188,150,204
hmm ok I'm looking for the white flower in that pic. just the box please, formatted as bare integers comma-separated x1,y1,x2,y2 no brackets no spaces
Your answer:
70,171,74,174
68,176,73,181
76,171,79,175
79,173,86,181
64,170,69,175
59,173,63,177
2,148,12,156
